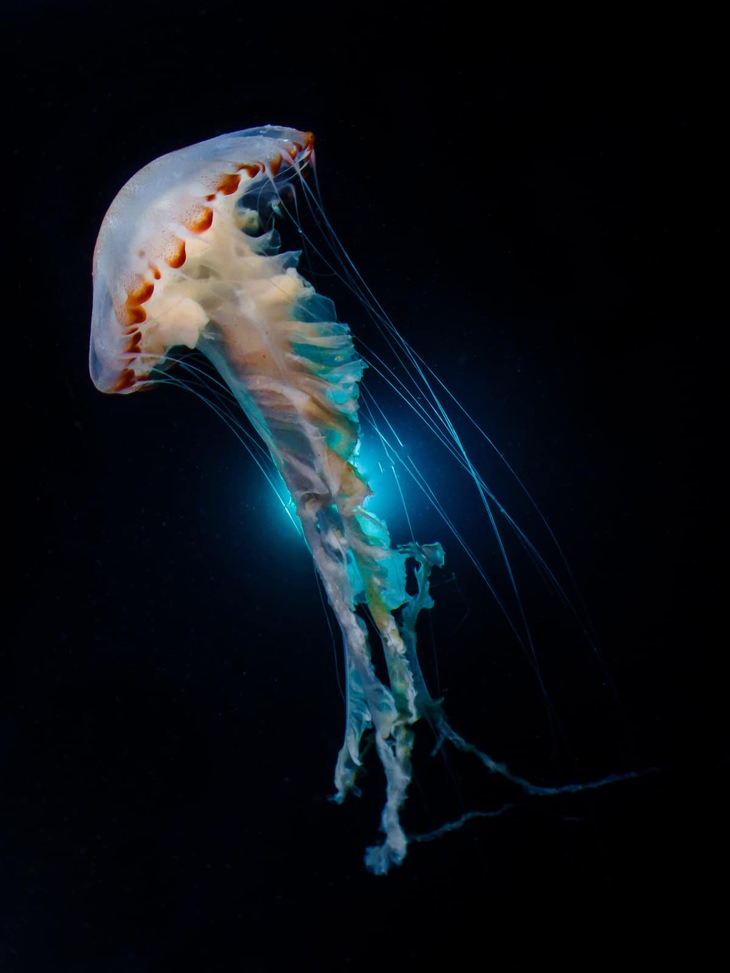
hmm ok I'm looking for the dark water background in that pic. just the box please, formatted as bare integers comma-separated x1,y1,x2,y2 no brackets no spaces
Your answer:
3,3,723,969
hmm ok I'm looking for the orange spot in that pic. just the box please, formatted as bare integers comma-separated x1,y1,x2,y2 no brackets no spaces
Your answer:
113,368,136,393
238,161,263,178
216,172,241,196
128,280,154,305
269,153,282,177
185,207,213,234
150,265,162,280
166,240,186,268
290,133,314,162
124,305,147,326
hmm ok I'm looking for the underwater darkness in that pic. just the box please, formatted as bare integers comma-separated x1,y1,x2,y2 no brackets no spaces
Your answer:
3,2,724,969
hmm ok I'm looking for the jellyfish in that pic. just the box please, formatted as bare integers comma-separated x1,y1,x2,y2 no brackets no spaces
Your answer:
90,126,634,873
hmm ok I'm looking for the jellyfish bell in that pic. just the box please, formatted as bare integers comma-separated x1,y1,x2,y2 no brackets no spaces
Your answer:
89,125,639,874
90,125,314,394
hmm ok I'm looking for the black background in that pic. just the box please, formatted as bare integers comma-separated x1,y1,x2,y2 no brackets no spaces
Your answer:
3,2,724,970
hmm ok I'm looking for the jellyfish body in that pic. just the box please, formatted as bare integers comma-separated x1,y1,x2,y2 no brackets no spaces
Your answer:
91,126,636,872
91,126,454,872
